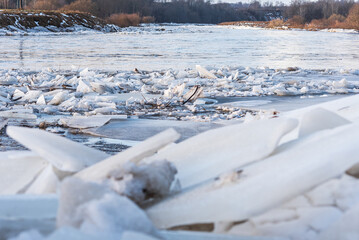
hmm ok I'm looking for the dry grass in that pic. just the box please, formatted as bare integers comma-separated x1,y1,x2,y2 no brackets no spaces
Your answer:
268,19,285,28
107,13,141,27
60,0,98,15
218,5,359,31
141,16,155,24
106,13,155,27
306,19,330,30
346,4,359,29
286,15,305,28
26,0,65,11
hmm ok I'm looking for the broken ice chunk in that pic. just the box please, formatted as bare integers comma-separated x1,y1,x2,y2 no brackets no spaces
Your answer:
58,178,159,238
0,110,37,119
48,91,68,105
0,151,48,194
160,230,285,240
59,115,112,129
121,231,160,240
0,118,8,131
182,85,204,104
298,108,351,138
76,80,93,93
25,165,59,195
7,126,109,172
318,203,359,240
76,128,180,182
0,194,57,220
145,118,297,189
146,122,359,228
36,95,46,105
108,160,177,204
57,178,109,228
196,65,217,79
12,89,25,100
21,90,42,103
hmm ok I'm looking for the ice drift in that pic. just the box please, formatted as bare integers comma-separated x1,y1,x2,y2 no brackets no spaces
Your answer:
59,115,113,129
76,128,180,181
196,65,217,79
109,160,177,203
2,92,359,240
318,203,359,240
25,165,59,194
145,118,297,188
57,178,160,238
0,151,47,194
298,108,351,137
0,194,57,220
146,122,359,228
6,126,109,172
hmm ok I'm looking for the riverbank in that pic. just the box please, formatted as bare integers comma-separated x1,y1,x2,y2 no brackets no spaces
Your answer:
219,17,359,32
0,10,119,33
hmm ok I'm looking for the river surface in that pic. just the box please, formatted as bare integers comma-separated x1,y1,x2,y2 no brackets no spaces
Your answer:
0,24,359,71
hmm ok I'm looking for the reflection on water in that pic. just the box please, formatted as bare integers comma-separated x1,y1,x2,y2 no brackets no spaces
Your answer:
0,25,359,71
19,35,24,68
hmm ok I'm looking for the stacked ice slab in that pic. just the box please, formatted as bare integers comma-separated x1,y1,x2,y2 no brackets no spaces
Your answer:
1,94,359,240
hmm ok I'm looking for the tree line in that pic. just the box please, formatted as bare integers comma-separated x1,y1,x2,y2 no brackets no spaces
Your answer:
0,0,358,25
0,0,283,23
285,0,356,23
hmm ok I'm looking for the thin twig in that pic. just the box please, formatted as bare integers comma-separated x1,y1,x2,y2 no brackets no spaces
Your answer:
183,85,199,105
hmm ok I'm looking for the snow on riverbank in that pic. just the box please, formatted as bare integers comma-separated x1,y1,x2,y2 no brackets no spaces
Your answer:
0,10,119,34
1,94,359,240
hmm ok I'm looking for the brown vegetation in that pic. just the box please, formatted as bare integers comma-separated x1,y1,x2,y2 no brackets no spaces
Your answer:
221,3,359,31
141,16,155,24
267,19,285,28
1,0,358,28
106,13,140,27
60,0,98,15
346,4,359,29
286,15,305,28
1,0,280,24
27,0,64,10
106,13,154,28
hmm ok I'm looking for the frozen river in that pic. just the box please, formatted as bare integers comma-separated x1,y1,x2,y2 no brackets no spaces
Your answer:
1,24,359,152
1,24,359,71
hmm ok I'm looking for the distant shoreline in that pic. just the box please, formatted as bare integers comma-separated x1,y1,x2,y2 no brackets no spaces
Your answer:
218,21,359,33
1,10,358,34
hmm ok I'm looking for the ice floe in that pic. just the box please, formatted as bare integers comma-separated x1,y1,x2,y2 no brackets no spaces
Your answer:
7,126,109,172
0,65,358,126
1,66,359,240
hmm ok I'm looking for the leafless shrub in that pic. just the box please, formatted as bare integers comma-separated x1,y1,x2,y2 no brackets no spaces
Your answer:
267,18,284,28
107,13,141,27
141,16,155,23
29,0,62,10
345,4,359,29
61,0,98,15
286,15,305,28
